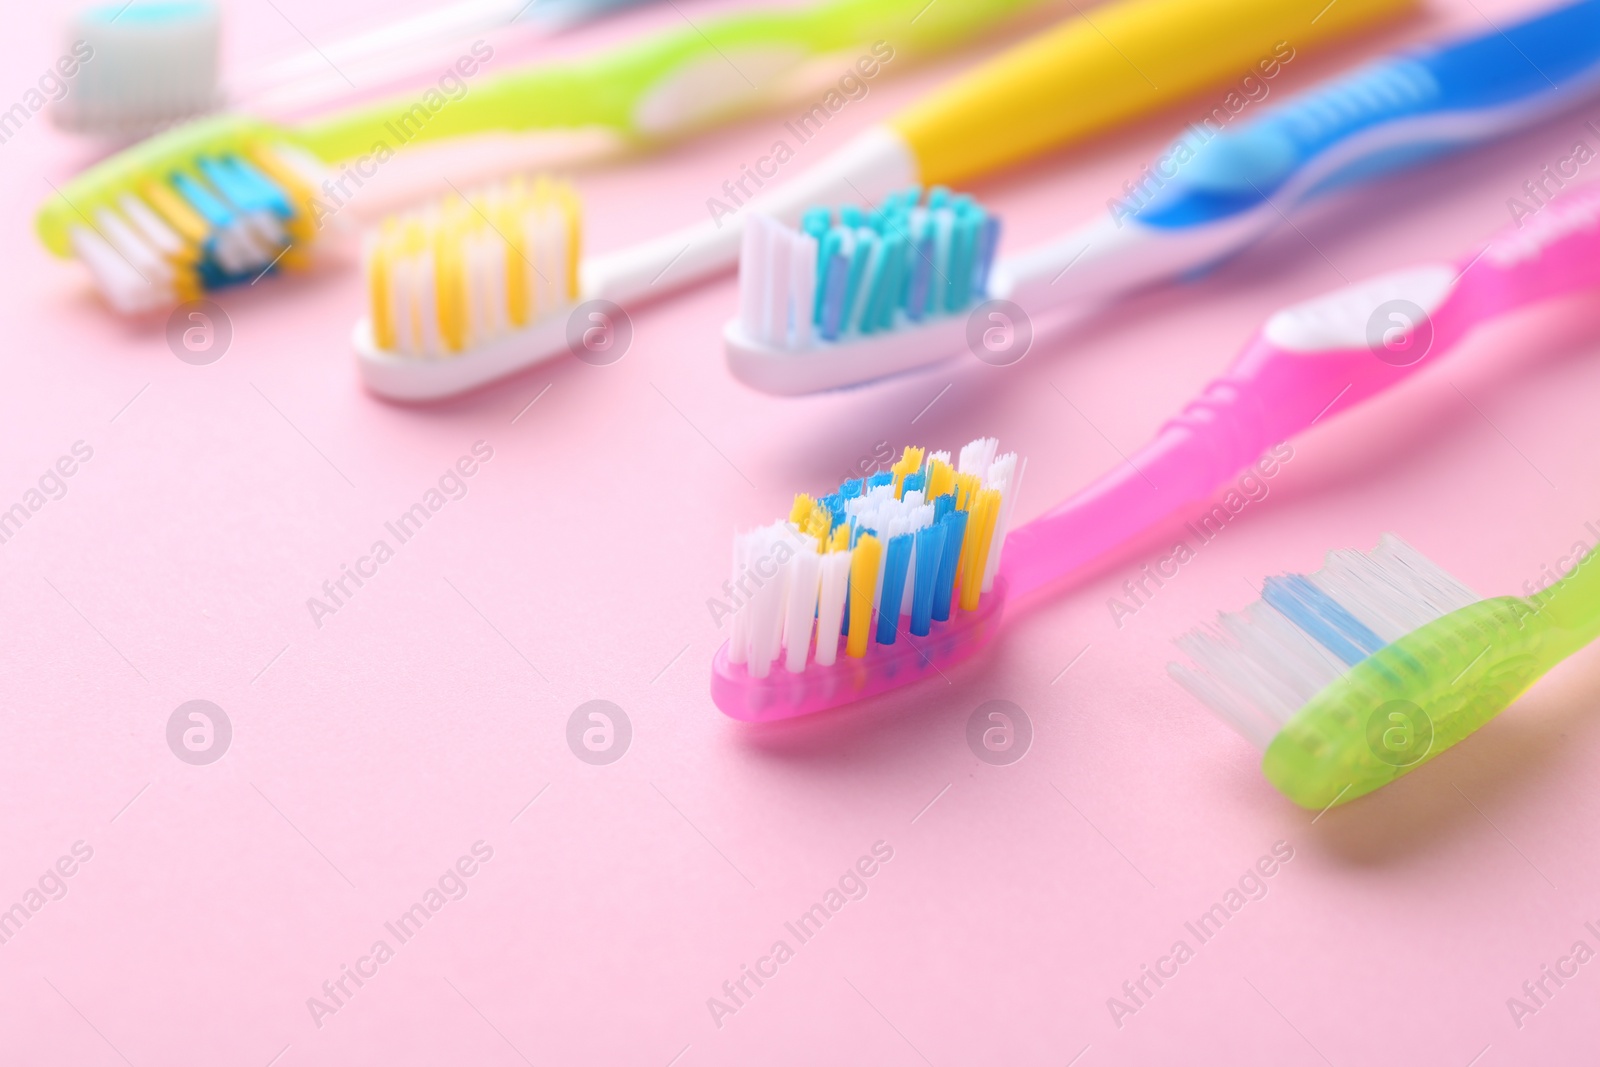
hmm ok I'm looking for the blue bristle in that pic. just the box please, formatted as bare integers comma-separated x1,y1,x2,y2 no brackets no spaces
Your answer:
840,205,865,229
172,171,233,229
1261,574,1387,666
902,471,925,496
928,186,950,210
933,492,955,521
909,523,947,636
876,533,914,644
837,478,863,499
819,251,850,340
931,510,968,622
203,155,289,217
802,207,831,239
866,471,895,490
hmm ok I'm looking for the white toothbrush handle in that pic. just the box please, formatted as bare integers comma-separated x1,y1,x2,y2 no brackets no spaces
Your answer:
583,127,917,306
996,212,1269,314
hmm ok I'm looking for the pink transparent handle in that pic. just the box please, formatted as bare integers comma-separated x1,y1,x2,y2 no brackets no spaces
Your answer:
1001,181,1600,598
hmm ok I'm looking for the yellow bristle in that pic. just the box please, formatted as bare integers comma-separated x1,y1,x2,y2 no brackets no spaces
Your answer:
846,536,882,658
377,175,581,356
805,503,832,544
246,145,317,248
436,209,466,352
927,458,955,501
563,185,581,300
959,489,1001,612
891,447,925,497
141,181,207,251
953,472,980,511
828,525,850,553
504,182,529,328
789,494,816,527
368,223,396,351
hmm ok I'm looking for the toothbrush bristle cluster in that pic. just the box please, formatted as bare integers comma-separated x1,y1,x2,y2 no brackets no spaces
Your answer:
1169,535,1478,748
726,438,1021,681
365,175,580,357
738,187,999,350
70,144,318,315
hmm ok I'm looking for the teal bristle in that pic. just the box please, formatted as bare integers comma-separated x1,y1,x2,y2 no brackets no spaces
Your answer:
744,184,1000,351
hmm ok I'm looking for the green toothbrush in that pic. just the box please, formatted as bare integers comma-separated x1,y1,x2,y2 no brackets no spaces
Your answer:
36,0,1044,313
1174,535,1600,810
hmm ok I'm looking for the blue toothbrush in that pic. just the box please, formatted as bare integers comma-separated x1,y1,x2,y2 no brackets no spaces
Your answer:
726,0,1600,395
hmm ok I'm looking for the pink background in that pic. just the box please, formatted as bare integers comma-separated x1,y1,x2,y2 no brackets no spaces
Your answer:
3,0,1600,1063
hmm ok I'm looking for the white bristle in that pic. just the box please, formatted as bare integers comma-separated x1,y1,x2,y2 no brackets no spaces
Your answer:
763,222,791,344
790,232,816,349
738,216,769,339
814,551,851,667
93,207,172,291
958,437,998,477
117,194,185,259
1170,535,1476,746
69,225,167,314
55,1,221,139
782,539,822,674
982,453,1022,593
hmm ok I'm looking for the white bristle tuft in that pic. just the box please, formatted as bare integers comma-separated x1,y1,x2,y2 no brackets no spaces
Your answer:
1170,535,1476,746
55,2,221,138
782,538,822,674
981,453,1021,593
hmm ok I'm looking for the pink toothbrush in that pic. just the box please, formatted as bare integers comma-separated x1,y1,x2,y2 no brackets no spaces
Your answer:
713,181,1600,721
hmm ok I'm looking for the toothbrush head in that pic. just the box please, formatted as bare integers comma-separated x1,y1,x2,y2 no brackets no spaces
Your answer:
353,174,582,401
724,187,1001,395
36,113,324,315
713,439,1022,722
1170,535,1561,809
54,1,223,140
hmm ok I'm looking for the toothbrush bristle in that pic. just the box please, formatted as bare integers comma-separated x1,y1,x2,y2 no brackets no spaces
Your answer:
365,175,581,358
1169,534,1478,749
67,141,321,315
715,439,1022,720
737,186,1000,351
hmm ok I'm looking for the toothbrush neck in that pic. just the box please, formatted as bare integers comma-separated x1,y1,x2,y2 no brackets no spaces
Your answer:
1458,182,1600,317
1528,542,1600,654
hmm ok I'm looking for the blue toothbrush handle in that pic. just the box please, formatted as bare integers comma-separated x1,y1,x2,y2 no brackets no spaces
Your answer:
1134,0,1600,228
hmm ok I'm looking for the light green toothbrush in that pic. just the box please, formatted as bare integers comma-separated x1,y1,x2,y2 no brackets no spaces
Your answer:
35,0,1045,313
1174,535,1600,810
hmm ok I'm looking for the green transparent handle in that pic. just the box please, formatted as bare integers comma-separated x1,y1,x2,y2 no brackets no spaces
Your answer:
1263,543,1600,809
298,0,1043,157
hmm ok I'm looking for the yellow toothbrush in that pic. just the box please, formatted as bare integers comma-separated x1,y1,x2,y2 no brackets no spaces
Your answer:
358,0,1416,399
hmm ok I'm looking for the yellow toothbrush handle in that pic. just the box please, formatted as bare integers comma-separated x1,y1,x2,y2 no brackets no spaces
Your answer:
891,0,1415,184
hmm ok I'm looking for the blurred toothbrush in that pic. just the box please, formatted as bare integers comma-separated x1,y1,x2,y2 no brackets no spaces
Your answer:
727,0,1600,394
354,0,1414,399
712,176,1600,720
1171,533,1600,809
56,0,666,140
41,0,1051,315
